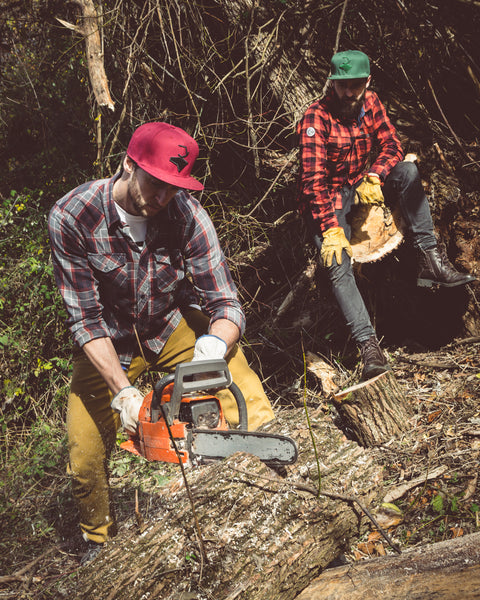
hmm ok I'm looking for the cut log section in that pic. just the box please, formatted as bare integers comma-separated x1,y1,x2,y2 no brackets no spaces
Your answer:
350,204,405,264
295,531,480,600
333,371,411,447
350,156,416,263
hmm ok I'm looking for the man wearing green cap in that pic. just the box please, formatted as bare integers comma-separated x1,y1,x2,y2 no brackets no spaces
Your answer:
297,50,475,380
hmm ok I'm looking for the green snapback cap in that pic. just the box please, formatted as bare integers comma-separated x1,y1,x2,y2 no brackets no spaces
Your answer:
329,50,370,80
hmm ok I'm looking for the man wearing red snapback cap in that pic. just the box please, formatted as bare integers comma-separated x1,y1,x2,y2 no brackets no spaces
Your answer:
48,122,275,562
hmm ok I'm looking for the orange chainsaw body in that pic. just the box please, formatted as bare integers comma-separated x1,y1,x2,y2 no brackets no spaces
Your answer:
118,361,298,467
120,381,229,464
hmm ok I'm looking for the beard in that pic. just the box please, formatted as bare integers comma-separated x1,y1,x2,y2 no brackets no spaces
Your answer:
127,175,150,216
332,89,366,121
126,170,166,217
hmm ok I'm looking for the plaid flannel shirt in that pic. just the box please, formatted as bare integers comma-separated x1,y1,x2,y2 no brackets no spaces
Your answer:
48,175,245,366
297,88,404,234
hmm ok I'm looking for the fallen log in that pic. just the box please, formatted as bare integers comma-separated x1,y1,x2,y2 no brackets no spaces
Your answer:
333,371,411,447
58,407,385,600
295,531,480,600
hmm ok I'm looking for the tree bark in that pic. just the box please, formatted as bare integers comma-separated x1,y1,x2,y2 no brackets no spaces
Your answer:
295,531,480,600
74,0,114,111
220,0,324,122
333,371,411,447
59,407,384,600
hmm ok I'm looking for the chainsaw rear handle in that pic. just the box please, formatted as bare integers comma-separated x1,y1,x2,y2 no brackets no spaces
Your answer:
151,359,249,430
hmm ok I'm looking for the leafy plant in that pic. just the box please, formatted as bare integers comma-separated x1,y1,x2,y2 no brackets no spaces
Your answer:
0,189,71,427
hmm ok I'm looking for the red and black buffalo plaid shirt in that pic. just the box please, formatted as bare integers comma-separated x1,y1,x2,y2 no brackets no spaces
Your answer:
297,88,403,234
48,175,245,366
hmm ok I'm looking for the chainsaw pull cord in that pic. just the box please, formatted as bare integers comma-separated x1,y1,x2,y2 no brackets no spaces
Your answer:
132,326,208,566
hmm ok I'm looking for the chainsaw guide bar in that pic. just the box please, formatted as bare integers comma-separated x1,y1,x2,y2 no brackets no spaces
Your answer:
190,428,298,465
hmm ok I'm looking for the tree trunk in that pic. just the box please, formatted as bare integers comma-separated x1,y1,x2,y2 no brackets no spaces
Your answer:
333,371,411,447
220,0,324,121
59,407,384,600
295,531,480,600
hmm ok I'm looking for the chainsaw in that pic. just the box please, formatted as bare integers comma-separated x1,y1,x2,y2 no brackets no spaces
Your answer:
120,359,298,466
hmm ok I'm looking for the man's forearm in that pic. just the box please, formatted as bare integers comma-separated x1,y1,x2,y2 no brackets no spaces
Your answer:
209,318,240,355
82,337,131,395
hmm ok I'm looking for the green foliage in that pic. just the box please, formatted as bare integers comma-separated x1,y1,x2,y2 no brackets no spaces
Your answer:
184,552,198,563
431,491,461,516
0,419,67,515
109,432,174,491
0,189,71,427
430,492,444,514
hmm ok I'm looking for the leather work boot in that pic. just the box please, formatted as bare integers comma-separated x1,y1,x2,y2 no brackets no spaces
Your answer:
360,336,391,381
417,245,476,288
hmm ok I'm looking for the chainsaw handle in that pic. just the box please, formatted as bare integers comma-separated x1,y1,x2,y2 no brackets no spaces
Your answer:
150,373,176,425
150,360,249,430
228,381,248,431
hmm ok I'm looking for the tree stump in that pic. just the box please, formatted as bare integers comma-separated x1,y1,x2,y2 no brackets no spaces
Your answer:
333,371,410,447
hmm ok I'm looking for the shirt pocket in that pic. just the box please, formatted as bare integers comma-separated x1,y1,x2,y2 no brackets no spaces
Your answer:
87,253,129,289
327,141,353,179
327,141,353,164
353,132,372,157
152,249,184,294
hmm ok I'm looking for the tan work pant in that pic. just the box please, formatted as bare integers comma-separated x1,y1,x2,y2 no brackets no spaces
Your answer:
67,309,275,543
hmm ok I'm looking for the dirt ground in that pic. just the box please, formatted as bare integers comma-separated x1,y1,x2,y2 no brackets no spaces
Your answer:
1,333,479,599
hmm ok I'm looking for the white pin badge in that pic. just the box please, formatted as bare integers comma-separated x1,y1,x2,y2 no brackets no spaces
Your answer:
306,127,315,137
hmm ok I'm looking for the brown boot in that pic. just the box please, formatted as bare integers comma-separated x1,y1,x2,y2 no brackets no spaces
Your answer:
417,244,476,288
360,336,391,381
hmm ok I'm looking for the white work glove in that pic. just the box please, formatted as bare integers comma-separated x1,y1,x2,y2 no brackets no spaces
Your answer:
111,386,144,433
192,334,227,361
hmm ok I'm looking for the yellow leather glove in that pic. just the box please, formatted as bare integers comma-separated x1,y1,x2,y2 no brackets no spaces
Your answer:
355,174,384,205
321,227,353,267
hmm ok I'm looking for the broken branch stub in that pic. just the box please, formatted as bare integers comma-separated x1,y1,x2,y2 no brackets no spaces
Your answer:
63,0,114,111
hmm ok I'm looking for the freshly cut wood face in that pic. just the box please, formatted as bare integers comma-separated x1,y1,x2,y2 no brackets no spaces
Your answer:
350,203,405,263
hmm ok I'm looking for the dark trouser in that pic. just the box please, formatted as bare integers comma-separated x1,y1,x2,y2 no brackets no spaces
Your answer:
310,162,437,344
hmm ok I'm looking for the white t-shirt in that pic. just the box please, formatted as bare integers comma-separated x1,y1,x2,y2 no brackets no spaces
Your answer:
114,203,148,247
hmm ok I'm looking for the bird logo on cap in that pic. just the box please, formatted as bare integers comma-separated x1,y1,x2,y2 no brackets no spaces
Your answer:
170,145,189,173
339,58,352,73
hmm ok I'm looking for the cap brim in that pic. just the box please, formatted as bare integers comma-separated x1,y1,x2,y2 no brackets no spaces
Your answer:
138,162,204,191
328,74,369,80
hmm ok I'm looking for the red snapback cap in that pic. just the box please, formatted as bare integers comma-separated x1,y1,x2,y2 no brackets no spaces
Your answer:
127,122,204,191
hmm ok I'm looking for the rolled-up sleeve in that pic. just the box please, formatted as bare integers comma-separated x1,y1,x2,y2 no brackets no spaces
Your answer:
182,201,246,336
